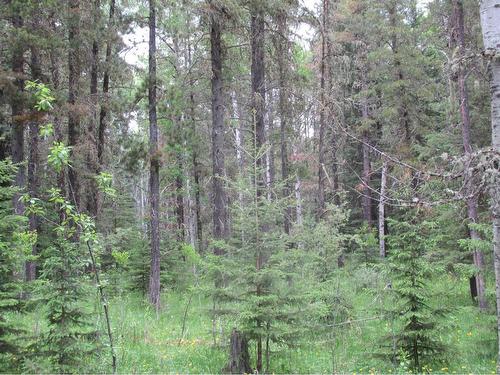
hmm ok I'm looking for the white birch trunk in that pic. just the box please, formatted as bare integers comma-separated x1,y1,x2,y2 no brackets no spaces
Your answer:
479,1,500,370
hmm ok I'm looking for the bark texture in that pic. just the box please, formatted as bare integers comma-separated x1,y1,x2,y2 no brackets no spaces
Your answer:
223,329,252,374
67,0,82,210
10,2,25,215
276,11,292,235
479,0,500,371
452,0,487,310
148,0,161,309
210,12,229,252
24,39,42,281
379,161,388,258
317,0,329,220
98,0,116,166
251,8,266,372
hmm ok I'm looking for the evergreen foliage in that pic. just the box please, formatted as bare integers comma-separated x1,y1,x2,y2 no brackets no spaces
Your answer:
0,159,26,372
381,216,447,371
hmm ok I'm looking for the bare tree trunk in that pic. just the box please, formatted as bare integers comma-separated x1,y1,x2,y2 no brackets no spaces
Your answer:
451,0,488,310
251,8,266,372
276,10,292,235
98,0,116,167
317,0,329,220
67,0,82,210
379,161,388,258
49,14,66,211
479,0,500,371
265,90,275,200
24,9,44,280
10,1,25,216
210,12,229,253
388,2,410,142
87,0,101,217
223,329,252,374
361,131,372,226
148,0,161,309
176,154,185,241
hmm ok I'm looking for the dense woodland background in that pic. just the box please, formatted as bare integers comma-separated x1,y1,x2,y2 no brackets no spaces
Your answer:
1,0,500,373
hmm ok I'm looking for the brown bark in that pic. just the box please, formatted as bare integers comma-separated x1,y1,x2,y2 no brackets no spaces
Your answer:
86,0,101,217
148,0,161,309
452,0,487,310
276,11,292,235
317,0,328,220
10,1,25,215
186,40,202,250
251,11,267,195
176,156,185,241
223,329,252,374
25,22,42,281
210,12,229,252
251,8,266,372
49,13,66,208
98,0,116,166
192,100,203,250
67,0,81,210
388,2,410,141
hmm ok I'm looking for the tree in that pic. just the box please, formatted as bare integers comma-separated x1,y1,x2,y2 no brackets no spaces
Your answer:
67,0,82,210
274,9,292,235
210,3,229,253
9,0,25,216
450,0,487,310
382,217,446,372
250,4,267,371
148,0,161,309
0,160,26,372
478,0,500,370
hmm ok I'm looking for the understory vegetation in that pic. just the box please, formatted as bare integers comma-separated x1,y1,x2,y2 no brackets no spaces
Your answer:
1,0,500,373
10,274,497,373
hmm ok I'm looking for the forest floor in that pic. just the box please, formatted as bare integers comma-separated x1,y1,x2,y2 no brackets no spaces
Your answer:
21,268,496,374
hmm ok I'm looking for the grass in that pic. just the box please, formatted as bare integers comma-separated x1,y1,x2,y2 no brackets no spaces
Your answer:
16,269,497,374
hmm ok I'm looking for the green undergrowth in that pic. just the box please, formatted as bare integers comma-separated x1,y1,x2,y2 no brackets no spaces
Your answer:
16,270,496,374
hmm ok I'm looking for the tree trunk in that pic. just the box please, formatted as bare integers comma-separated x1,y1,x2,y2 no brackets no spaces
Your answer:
265,90,275,200
210,13,229,253
186,40,202,251
98,0,116,167
451,0,488,310
388,2,410,142
10,2,25,216
49,13,66,211
223,329,252,374
479,0,500,371
67,0,82,210
148,0,161,309
176,154,185,241
360,48,372,226
251,9,266,372
317,0,329,220
192,99,203,250
251,11,267,196
361,131,372,226
25,38,42,281
87,0,101,217
379,161,388,258
276,10,292,235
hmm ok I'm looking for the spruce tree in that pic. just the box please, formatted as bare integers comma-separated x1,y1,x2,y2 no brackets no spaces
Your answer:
381,216,447,371
0,159,27,372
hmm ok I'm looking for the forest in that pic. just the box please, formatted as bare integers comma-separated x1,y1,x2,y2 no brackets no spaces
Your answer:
0,0,500,373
